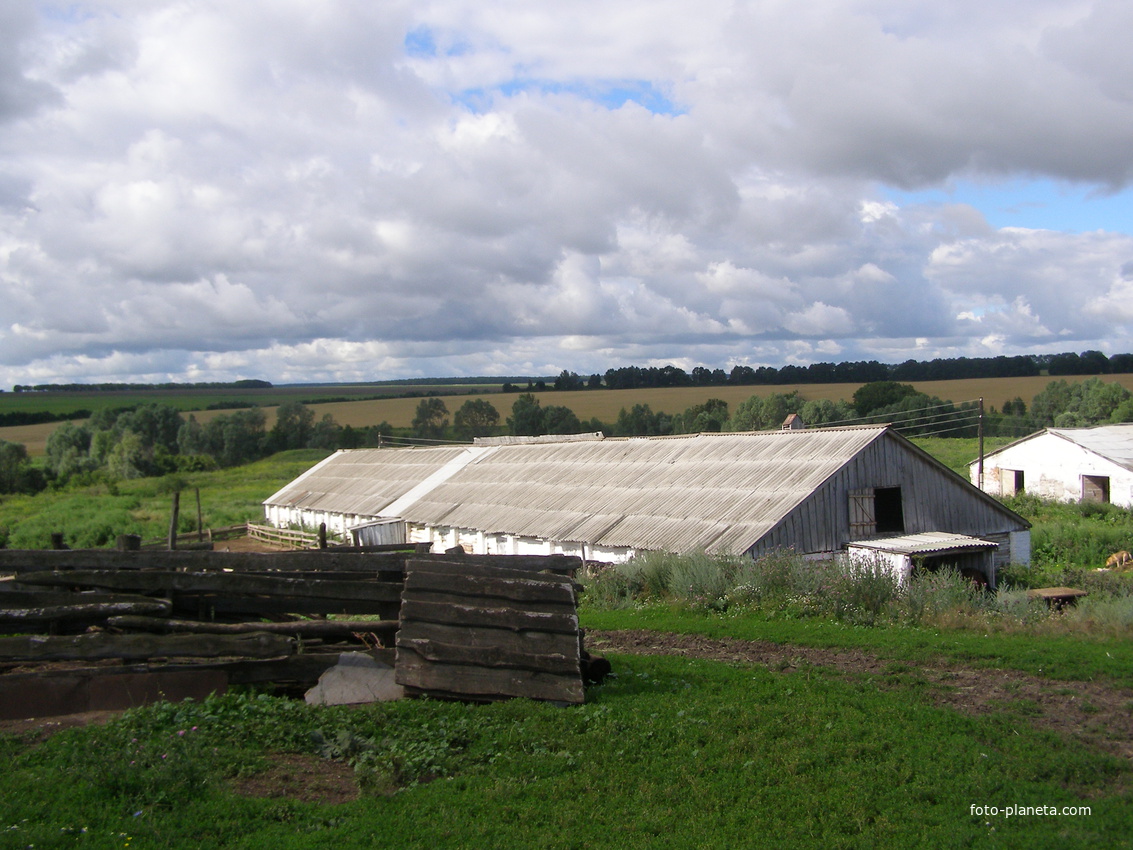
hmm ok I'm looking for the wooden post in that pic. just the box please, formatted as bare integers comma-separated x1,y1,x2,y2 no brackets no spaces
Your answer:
117,534,141,551
318,522,327,550
196,488,203,542
50,533,67,550
977,397,985,490
168,491,181,551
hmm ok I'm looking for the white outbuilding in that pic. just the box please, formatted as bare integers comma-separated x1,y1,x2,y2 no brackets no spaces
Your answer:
970,424,1133,508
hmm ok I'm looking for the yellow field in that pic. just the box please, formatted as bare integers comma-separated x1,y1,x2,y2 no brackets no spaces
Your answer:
7,374,1133,456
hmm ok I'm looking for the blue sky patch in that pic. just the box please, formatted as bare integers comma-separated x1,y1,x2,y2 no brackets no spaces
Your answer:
886,178,1133,234
404,26,437,58
453,78,682,116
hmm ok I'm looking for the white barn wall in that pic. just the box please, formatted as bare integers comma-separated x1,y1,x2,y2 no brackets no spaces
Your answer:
974,436,1133,508
405,522,634,564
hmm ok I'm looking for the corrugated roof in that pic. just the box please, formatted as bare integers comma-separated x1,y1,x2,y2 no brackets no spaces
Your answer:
397,427,888,553
262,446,479,517
1049,424,1133,472
846,531,998,556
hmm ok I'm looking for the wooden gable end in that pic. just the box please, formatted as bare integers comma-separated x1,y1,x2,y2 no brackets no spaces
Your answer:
748,431,1028,558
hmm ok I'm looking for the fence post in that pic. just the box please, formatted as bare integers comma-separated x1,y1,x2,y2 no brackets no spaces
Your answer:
168,491,180,551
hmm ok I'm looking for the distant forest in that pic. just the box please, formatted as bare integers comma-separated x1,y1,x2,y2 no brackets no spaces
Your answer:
541,350,1131,392
10,379,274,393
6,350,1131,397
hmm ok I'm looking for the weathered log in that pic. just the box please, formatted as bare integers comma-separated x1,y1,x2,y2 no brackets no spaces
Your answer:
0,593,172,627
396,656,584,704
405,566,575,607
398,598,579,634
106,615,398,638
421,553,581,576
396,633,579,675
15,569,403,603
0,631,294,662
0,549,413,574
181,595,402,620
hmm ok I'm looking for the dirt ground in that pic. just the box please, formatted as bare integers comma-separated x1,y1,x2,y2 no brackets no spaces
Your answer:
4,628,1132,805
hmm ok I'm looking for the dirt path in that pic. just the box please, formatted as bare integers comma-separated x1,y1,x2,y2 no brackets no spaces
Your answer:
587,629,1133,764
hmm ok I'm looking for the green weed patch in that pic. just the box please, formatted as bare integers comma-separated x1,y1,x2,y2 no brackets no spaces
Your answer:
1,655,1127,848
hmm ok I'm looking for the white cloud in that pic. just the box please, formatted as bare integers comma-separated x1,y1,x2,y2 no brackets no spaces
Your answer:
0,0,1132,387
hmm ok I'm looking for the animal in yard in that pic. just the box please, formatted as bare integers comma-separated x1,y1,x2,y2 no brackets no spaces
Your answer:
1105,550,1132,570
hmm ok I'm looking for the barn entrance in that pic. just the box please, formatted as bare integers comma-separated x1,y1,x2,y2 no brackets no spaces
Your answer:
1082,475,1110,503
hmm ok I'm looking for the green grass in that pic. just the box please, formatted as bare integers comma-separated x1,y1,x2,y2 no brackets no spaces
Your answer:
910,436,1016,476
580,605,1133,689
1,649,1127,849
0,449,330,549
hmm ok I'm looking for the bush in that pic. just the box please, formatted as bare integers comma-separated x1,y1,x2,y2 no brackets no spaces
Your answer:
900,567,995,626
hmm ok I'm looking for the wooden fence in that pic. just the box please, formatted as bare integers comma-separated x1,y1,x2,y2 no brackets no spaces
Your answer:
245,523,323,549
0,548,595,719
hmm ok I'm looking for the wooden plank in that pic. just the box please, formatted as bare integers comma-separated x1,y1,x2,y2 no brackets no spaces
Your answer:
415,553,582,575
393,620,569,654
402,587,573,616
395,655,583,703
398,598,579,634
407,557,577,587
0,594,172,628
0,631,294,662
106,616,398,638
396,633,580,675
396,639,580,680
181,596,401,620
0,549,411,574
15,570,403,603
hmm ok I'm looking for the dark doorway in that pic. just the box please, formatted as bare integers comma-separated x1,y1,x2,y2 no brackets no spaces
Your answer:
874,487,904,533
1082,475,1110,503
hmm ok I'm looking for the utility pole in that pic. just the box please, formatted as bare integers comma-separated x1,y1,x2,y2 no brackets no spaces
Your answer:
977,397,985,490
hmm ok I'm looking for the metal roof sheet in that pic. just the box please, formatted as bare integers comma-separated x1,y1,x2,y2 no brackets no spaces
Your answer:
1049,424,1133,472
846,531,998,556
262,446,477,517
400,427,888,553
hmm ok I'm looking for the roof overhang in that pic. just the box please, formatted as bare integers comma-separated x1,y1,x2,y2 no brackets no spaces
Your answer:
846,531,998,557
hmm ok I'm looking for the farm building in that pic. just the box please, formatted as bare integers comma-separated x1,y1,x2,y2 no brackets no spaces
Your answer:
971,424,1133,508
264,425,1030,585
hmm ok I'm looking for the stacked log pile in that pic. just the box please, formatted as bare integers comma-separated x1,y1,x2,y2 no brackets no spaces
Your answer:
0,547,595,719
397,558,585,704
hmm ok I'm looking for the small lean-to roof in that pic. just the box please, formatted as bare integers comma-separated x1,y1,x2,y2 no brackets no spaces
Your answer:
978,423,1133,473
846,531,998,556
400,426,890,554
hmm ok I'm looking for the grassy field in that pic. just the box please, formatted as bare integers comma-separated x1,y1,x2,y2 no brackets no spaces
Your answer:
0,618,1127,848
0,449,331,549
6,373,1132,456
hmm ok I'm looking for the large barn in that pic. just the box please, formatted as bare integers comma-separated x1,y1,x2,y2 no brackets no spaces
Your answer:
971,424,1133,508
265,425,1030,584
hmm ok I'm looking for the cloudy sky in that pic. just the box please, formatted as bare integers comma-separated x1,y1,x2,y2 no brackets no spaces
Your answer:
2,0,1132,386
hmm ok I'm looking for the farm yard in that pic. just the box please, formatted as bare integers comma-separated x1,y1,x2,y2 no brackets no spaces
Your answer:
2,372,1133,846
0,598,1129,847
0,443,1132,846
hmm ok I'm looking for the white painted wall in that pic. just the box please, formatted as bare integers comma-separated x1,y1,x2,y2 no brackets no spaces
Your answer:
972,435,1133,507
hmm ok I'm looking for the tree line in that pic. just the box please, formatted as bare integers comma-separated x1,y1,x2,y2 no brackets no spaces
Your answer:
542,349,1133,392
11,379,273,392
2,375,1132,496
